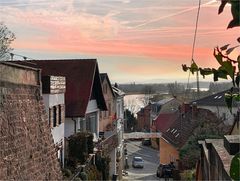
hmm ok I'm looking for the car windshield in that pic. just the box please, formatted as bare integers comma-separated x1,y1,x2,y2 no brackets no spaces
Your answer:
163,165,171,169
134,157,143,162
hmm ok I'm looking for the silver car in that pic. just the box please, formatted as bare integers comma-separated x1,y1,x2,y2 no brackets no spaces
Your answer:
132,156,144,168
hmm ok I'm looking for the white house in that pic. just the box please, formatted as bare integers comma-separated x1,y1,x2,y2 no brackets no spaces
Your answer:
112,85,125,179
15,59,108,161
42,75,66,167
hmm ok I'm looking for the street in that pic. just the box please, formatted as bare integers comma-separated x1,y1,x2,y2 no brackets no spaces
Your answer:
123,141,160,180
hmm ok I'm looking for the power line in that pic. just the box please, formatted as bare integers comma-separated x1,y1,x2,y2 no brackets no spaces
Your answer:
9,52,37,61
184,0,201,101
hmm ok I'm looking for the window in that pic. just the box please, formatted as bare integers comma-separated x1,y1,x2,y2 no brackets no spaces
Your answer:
48,108,51,126
58,105,62,125
53,106,57,127
86,114,97,133
108,103,111,115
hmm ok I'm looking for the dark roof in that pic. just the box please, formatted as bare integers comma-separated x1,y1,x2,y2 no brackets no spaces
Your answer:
162,108,222,148
192,89,238,107
100,73,115,97
11,59,107,117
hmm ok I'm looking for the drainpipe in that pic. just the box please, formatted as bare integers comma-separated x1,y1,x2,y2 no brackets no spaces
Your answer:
72,118,77,134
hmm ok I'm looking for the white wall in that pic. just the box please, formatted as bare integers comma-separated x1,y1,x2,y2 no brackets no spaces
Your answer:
86,100,98,113
116,97,124,120
52,123,64,144
42,93,65,167
86,99,100,138
65,117,78,138
42,93,65,118
109,148,117,177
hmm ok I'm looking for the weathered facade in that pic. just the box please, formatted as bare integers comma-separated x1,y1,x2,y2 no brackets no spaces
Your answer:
136,104,151,131
42,75,66,167
197,135,240,180
0,62,62,179
98,74,125,180
99,73,116,132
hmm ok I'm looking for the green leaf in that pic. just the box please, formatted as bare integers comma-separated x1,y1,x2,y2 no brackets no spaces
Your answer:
230,153,240,180
233,94,240,102
238,55,240,71
222,61,235,80
226,46,239,55
236,74,240,87
214,50,223,65
213,71,219,82
182,64,188,72
227,1,240,29
199,68,213,79
225,92,233,113
217,66,228,79
220,44,230,51
190,62,198,74
218,0,229,14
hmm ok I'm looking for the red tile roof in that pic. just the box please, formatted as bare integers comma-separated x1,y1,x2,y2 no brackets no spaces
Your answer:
12,59,107,117
154,112,179,132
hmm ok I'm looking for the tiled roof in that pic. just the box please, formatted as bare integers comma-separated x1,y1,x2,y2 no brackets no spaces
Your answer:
11,59,107,117
192,89,238,107
163,108,223,148
154,112,179,133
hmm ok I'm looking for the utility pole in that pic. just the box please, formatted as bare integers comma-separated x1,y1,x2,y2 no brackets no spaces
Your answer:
196,70,200,99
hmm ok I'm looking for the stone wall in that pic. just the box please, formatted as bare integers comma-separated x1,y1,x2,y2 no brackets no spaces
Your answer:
0,63,62,180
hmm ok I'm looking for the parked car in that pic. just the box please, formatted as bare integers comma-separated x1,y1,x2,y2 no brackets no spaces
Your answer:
142,138,151,146
132,156,144,168
156,163,175,178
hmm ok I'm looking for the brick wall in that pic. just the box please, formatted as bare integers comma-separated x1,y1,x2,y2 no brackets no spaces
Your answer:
0,63,62,180
160,137,179,164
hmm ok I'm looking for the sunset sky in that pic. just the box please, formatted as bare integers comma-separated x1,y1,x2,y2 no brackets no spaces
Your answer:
0,0,239,83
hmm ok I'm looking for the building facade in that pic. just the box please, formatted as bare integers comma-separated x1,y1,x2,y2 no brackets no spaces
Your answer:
0,62,62,179
42,75,66,167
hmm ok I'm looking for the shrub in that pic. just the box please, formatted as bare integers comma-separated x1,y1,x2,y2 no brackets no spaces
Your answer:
79,171,88,181
62,168,72,178
68,132,94,166
95,154,110,180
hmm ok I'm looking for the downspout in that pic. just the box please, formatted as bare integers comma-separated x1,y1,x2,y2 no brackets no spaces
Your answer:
72,118,77,134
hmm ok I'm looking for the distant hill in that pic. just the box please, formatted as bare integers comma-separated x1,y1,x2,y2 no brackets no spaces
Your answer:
118,81,232,94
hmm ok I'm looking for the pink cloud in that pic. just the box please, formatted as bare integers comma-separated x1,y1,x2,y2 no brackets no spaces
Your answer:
7,0,239,71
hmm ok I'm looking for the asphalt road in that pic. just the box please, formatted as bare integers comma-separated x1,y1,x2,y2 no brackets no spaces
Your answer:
122,141,161,180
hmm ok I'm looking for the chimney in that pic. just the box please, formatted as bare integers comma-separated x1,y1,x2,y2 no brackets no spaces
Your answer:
192,102,197,119
181,103,190,113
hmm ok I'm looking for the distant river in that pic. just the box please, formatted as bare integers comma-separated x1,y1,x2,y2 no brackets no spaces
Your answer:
124,94,150,115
